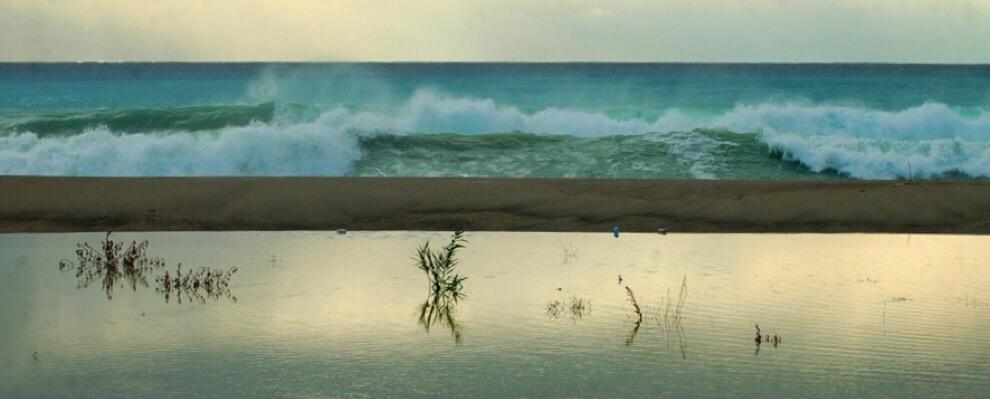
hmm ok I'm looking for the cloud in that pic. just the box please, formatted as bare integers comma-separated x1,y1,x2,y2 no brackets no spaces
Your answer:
1,0,988,62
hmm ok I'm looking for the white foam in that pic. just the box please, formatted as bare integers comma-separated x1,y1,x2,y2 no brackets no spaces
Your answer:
0,121,360,176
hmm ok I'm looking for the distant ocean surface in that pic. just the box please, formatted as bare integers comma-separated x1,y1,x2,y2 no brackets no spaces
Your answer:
1,63,988,179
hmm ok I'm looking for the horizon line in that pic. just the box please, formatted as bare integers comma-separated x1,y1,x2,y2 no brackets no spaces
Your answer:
2,60,990,66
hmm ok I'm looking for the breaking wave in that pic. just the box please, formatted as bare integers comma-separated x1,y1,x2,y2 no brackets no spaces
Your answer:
1,91,988,179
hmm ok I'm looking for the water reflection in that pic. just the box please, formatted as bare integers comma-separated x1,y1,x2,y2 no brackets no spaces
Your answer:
57,232,237,304
418,289,464,343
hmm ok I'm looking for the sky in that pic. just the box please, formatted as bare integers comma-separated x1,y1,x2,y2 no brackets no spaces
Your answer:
1,0,989,63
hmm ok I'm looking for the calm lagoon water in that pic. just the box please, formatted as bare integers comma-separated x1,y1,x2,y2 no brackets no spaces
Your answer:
1,231,988,398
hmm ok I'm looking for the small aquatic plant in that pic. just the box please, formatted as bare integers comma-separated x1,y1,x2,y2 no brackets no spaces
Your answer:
58,232,166,299
754,323,781,352
625,286,643,322
415,229,468,298
546,300,565,317
656,275,688,326
545,296,591,319
624,277,689,356
625,286,643,346
415,229,468,343
58,232,238,304
156,264,238,304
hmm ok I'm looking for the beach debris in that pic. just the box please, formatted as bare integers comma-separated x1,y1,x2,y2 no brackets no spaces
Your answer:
336,229,347,235
612,227,621,238
657,228,668,235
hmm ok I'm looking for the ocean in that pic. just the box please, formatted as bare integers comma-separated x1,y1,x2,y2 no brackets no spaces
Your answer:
1,63,988,179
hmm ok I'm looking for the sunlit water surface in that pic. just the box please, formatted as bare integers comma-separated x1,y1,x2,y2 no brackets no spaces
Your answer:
1,232,988,398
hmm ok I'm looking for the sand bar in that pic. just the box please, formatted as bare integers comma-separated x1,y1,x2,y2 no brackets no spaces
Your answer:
0,177,988,234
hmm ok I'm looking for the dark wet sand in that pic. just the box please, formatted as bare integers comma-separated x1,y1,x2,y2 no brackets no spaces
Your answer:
0,177,988,234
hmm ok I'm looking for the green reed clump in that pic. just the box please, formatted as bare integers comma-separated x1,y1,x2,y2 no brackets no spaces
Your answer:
415,229,468,298
414,230,469,343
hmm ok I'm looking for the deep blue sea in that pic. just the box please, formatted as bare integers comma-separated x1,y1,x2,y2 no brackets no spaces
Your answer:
1,63,988,179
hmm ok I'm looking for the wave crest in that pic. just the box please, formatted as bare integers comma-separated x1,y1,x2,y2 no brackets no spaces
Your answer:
0,103,275,136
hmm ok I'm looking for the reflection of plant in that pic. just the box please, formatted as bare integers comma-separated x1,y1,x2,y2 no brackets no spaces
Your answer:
58,232,237,304
415,230,468,343
156,264,238,304
58,232,166,299
415,229,467,299
418,289,464,343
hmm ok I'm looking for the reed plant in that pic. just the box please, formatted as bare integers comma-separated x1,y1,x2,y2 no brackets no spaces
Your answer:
415,229,468,299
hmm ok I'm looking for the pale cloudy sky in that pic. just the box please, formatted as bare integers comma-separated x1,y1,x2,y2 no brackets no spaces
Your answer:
1,0,988,62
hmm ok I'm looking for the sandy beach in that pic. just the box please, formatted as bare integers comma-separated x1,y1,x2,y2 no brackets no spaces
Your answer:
0,177,987,234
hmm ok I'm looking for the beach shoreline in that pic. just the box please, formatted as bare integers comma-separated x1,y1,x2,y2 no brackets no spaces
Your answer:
0,177,988,234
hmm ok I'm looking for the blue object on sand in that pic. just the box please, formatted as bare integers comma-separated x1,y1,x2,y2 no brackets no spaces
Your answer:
613,226,620,238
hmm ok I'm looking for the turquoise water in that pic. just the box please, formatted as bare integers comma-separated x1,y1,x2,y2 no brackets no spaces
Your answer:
1,232,988,398
1,63,989,178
